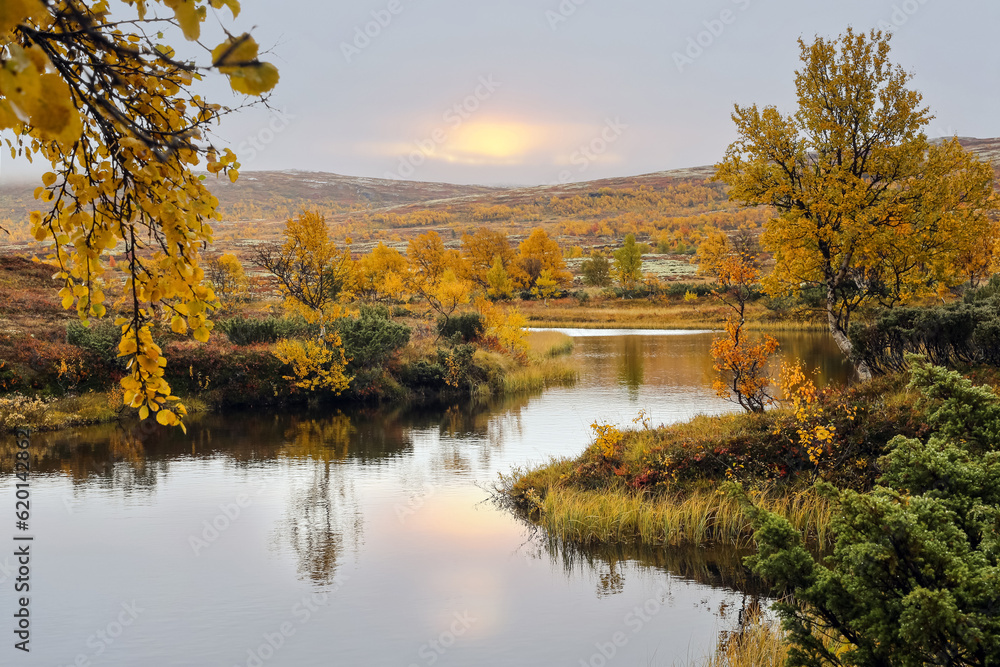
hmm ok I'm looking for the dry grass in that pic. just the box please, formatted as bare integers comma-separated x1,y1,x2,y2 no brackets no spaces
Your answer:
523,481,833,549
500,357,578,395
520,299,826,332
526,330,574,357
689,621,788,667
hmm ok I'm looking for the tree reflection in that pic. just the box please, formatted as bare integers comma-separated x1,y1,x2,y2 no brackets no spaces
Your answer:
616,337,645,399
275,457,362,587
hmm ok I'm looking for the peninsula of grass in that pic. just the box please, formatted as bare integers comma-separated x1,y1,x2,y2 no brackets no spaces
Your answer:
499,372,932,549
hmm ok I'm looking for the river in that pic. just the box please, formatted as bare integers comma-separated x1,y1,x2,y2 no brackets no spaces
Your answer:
0,330,851,667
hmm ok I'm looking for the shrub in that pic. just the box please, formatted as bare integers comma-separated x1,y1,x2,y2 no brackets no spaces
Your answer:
436,312,484,343
748,359,1000,666
67,319,122,369
218,316,317,346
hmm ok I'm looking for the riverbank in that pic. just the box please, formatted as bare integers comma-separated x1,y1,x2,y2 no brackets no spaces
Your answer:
518,295,827,332
0,327,577,433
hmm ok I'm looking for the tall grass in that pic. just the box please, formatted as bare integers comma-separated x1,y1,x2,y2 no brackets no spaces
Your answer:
500,358,578,394
526,330,575,357
689,621,788,667
532,484,833,548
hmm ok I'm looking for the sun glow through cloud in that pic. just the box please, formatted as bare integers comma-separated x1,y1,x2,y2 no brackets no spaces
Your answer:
441,121,544,164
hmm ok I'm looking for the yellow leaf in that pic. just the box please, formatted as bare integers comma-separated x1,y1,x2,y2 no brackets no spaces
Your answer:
42,171,56,187
171,315,187,334
0,0,44,35
156,409,176,426
227,62,279,96
193,326,210,342
139,405,149,420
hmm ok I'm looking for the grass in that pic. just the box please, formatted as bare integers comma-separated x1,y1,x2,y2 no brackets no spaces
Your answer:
0,390,210,433
500,357,578,395
520,297,827,332
526,330,575,357
506,470,833,548
688,621,788,667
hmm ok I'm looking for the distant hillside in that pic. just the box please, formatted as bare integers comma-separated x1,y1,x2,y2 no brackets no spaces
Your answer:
2,137,998,256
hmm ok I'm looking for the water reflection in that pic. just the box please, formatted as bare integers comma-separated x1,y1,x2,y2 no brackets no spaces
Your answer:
0,331,850,667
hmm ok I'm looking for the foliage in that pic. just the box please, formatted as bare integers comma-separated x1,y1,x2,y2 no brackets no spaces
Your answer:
407,231,471,327
354,242,408,304
217,315,316,346
716,29,997,370
2,0,278,425
581,250,612,287
747,359,1000,666
0,393,53,431
485,255,516,301
462,227,519,288
711,319,779,414
66,318,123,370
253,211,353,333
703,231,779,413
436,312,484,344
272,334,352,394
850,284,1000,374
613,234,643,290
476,298,528,360
530,269,560,305
337,305,411,371
518,228,572,289
206,253,251,312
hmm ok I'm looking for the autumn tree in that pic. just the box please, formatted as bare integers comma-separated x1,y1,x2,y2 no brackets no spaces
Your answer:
1,0,278,427
253,211,353,336
613,234,643,291
206,253,250,313
354,242,407,305
716,29,996,376
531,269,559,306
461,227,519,288
581,250,612,287
517,228,571,290
485,256,515,301
699,231,778,413
406,231,471,328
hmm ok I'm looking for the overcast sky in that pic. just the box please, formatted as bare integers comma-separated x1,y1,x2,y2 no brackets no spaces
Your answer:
3,0,999,185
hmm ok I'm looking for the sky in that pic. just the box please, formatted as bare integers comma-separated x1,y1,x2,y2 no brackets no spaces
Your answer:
3,0,999,186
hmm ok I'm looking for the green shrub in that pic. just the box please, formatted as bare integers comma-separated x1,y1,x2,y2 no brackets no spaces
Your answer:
67,319,122,369
748,359,1000,666
436,312,484,343
336,305,411,374
218,316,316,346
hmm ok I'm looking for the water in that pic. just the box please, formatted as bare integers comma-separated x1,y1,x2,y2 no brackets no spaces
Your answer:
0,331,849,667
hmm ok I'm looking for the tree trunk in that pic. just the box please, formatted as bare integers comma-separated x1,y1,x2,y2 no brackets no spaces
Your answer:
826,294,872,381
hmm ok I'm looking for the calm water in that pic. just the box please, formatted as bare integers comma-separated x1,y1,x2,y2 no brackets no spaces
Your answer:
0,331,850,667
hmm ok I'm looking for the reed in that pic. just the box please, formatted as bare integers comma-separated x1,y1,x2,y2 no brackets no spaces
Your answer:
526,330,575,357
525,483,833,548
500,358,578,394
691,621,788,667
